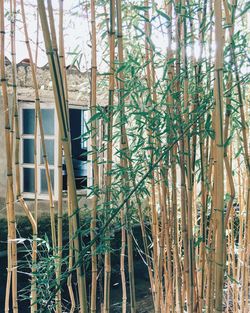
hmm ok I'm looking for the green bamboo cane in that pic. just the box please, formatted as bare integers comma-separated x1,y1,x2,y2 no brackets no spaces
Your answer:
214,1,225,311
37,1,87,311
90,0,99,312
0,1,18,311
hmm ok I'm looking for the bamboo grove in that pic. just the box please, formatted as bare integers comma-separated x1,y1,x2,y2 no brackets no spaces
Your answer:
0,0,249,312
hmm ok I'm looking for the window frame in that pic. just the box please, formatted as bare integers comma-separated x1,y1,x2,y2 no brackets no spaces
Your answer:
20,101,58,200
19,100,91,201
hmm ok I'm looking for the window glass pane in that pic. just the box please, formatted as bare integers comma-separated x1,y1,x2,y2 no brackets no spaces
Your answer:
73,160,88,177
41,109,54,135
40,139,54,165
40,169,54,193
74,160,87,189
69,109,87,160
63,159,87,190
23,168,35,193
23,139,34,163
75,176,87,189
23,109,35,134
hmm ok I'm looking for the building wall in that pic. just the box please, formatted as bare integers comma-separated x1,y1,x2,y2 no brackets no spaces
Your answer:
0,59,109,217
0,61,96,216
0,60,150,219
0,94,94,217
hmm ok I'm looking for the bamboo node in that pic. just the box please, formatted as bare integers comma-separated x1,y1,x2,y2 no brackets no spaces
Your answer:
46,50,54,56
214,261,224,267
215,68,223,72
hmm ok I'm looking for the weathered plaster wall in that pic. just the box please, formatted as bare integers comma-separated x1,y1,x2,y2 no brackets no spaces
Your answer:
5,59,108,105
0,59,104,215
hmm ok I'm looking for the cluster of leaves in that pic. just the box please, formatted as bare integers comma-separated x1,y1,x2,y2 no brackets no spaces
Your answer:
13,0,249,310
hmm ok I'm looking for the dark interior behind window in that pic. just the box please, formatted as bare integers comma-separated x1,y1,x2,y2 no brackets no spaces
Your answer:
63,109,87,190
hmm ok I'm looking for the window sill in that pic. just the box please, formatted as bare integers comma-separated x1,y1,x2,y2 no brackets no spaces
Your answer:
22,189,88,201
62,189,88,198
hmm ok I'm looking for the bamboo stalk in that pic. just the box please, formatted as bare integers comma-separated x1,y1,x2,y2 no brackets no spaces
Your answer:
67,199,76,313
143,2,161,311
57,2,75,310
120,195,127,313
37,1,88,311
103,2,116,312
0,1,18,311
20,0,57,248
182,2,195,311
175,0,190,309
20,4,60,310
116,1,127,312
7,3,16,310
223,2,250,309
213,0,225,311
165,2,183,310
90,0,99,312
191,2,209,311
9,1,39,312
116,1,137,312
55,1,65,312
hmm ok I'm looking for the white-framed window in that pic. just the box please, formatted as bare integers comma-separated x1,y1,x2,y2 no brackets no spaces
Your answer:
19,101,90,200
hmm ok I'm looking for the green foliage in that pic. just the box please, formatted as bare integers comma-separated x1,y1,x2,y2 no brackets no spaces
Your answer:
10,0,249,310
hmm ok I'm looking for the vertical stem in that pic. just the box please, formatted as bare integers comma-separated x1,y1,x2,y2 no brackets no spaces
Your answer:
116,1,127,312
0,1,18,311
104,1,115,312
37,2,88,311
90,0,99,312
214,0,225,311
144,2,160,311
175,0,189,309
20,0,56,249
